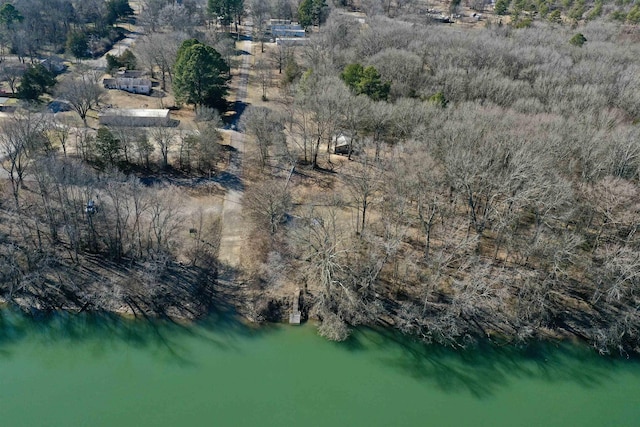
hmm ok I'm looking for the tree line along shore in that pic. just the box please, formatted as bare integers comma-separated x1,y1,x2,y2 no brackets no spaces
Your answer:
0,0,639,356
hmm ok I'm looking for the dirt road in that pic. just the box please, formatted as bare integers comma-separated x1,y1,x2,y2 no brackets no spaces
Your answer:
218,39,251,272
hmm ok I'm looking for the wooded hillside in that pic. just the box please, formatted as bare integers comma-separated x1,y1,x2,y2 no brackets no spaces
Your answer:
242,9,640,356
0,0,638,356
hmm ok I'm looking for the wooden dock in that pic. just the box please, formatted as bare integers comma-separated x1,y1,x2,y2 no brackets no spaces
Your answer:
289,288,301,324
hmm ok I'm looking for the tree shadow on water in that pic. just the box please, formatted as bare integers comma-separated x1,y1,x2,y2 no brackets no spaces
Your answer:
344,327,640,399
0,305,272,367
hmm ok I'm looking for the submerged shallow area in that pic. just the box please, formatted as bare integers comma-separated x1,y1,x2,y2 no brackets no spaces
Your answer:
0,310,639,426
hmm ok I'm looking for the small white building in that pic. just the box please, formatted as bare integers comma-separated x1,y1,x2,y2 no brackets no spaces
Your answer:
0,97,17,112
333,132,352,155
103,76,152,95
99,109,171,127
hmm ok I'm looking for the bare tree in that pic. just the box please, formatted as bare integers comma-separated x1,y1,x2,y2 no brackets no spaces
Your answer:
134,32,187,91
138,0,173,32
56,72,105,126
180,122,222,173
400,145,448,259
250,0,270,52
150,127,175,168
0,112,51,206
111,126,145,165
186,208,222,267
194,121,222,173
255,59,272,101
146,187,183,255
158,2,203,33
269,40,295,74
51,115,75,157
0,61,26,94
291,204,352,339
297,75,348,168
271,0,294,20
245,179,291,234
338,93,371,160
347,153,383,234
242,106,285,169
134,132,154,169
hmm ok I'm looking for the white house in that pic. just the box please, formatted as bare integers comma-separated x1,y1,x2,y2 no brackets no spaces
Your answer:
103,76,152,95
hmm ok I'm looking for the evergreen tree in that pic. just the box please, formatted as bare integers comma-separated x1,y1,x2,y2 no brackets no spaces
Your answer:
95,127,121,167
0,3,23,29
106,49,137,73
494,0,511,15
298,0,313,28
340,63,364,89
16,64,56,102
340,63,390,101
298,0,328,28
106,0,134,25
173,39,230,111
208,0,244,26
66,32,89,60
357,66,390,101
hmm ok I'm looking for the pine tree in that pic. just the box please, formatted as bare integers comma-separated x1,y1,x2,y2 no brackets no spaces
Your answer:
173,40,230,111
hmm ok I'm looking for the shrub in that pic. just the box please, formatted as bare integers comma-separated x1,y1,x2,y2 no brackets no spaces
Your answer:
548,9,562,23
495,0,512,15
569,33,587,46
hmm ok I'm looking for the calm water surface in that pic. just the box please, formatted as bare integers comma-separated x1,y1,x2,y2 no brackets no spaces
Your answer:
0,310,639,427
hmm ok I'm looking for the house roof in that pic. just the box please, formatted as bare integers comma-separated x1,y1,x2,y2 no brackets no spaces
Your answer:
99,109,169,118
0,97,18,106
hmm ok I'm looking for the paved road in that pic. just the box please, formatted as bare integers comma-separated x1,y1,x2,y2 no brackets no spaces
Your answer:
218,39,251,271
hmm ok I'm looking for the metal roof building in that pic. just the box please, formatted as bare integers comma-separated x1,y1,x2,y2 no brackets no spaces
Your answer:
98,108,172,127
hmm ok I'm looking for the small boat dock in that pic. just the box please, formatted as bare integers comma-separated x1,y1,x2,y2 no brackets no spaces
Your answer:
289,288,301,324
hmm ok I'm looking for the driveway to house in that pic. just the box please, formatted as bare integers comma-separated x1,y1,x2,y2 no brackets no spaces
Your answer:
218,37,251,272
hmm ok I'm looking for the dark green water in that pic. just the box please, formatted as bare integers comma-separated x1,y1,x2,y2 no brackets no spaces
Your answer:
1,310,639,427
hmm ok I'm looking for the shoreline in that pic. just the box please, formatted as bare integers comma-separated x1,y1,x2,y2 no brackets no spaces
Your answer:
1,294,636,359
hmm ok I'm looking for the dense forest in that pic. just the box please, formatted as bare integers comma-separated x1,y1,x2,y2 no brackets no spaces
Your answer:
0,0,638,356
240,1,640,356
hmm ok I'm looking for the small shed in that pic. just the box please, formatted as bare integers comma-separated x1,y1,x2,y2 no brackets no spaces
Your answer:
99,109,171,127
0,97,18,112
333,133,351,155
39,56,67,74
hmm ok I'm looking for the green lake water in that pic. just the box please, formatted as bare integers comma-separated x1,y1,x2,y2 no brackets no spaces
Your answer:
1,310,639,427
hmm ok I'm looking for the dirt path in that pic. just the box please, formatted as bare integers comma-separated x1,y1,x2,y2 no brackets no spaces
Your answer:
218,39,251,273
